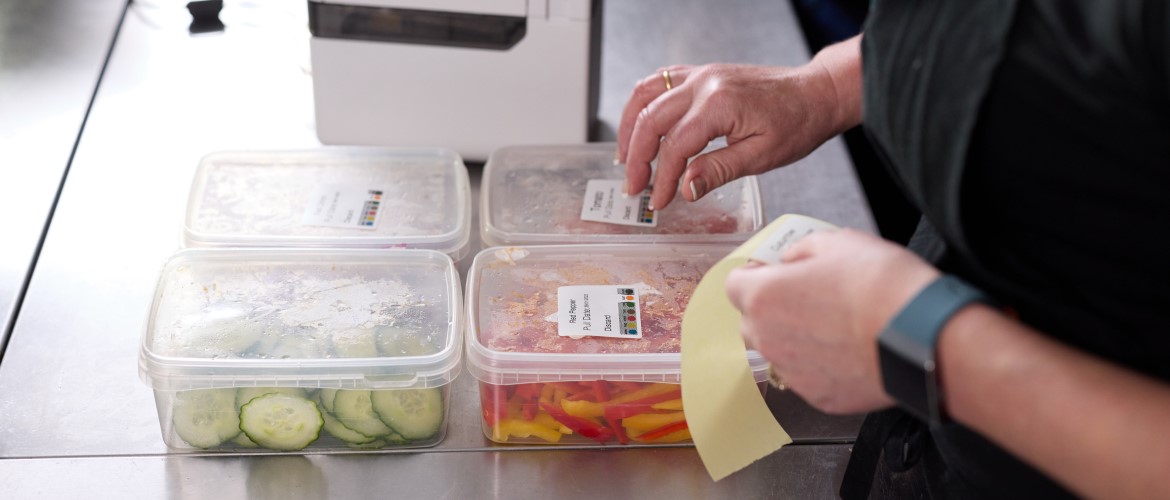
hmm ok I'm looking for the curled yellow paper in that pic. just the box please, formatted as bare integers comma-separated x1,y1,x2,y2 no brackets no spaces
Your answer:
681,214,836,481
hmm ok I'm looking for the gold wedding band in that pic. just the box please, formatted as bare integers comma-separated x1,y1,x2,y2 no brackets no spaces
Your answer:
662,69,673,90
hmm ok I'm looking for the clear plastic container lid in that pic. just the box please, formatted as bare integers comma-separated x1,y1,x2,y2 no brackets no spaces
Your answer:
480,144,765,247
183,148,471,260
464,244,769,385
139,248,462,391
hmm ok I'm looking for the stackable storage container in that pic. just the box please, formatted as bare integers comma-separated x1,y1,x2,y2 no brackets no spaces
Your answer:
465,244,769,445
139,248,462,451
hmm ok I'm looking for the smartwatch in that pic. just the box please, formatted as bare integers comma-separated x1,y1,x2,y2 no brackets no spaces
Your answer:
878,274,993,426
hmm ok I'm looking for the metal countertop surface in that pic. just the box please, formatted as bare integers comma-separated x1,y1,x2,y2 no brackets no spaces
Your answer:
0,0,126,350
0,1,872,498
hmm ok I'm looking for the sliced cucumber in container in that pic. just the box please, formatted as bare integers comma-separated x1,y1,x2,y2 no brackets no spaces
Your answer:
371,388,444,441
172,388,241,449
239,393,323,451
316,394,375,445
331,390,394,438
235,387,308,412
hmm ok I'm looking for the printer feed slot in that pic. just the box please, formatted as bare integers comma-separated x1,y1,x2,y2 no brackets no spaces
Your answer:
309,3,527,51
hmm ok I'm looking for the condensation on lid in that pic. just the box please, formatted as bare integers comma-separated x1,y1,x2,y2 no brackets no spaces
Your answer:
183,148,471,255
140,248,463,391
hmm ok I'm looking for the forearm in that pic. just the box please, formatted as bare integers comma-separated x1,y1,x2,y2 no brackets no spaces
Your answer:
807,34,863,134
939,306,1170,500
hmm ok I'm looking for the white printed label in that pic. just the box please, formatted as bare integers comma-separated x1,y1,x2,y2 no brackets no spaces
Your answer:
749,215,838,264
557,285,643,339
301,184,385,230
580,179,657,227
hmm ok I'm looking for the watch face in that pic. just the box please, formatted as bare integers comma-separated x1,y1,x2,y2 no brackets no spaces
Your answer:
878,340,932,424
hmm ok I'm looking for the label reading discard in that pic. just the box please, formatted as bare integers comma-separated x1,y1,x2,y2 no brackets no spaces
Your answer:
748,215,837,264
301,184,385,230
580,179,657,227
557,285,643,339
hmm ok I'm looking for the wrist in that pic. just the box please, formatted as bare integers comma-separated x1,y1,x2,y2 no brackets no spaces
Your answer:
807,35,863,135
877,274,995,425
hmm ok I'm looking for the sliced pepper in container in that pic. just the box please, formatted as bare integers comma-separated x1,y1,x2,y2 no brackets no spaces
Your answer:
465,244,773,446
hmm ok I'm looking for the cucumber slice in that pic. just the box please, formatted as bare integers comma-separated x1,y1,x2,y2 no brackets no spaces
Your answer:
346,438,387,450
233,432,260,448
239,393,323,451
317,394,375,444
371,388,444,440
319,388,339,413
235,387,308,412
331,390,393,438
172,389,241,448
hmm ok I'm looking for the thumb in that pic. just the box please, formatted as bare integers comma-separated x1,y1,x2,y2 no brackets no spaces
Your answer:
681,137,777,202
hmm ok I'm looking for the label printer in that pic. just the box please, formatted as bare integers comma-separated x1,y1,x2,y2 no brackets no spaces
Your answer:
309,0,601,161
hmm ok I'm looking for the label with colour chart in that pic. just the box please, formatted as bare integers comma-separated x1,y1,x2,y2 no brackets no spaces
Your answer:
301,184,385,230
580,179,657,227
557,285,643,339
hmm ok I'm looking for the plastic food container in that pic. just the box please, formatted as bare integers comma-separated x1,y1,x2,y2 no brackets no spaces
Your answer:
183,148,472,262
465,244,770,445
139,248,462,452
480,143,765,247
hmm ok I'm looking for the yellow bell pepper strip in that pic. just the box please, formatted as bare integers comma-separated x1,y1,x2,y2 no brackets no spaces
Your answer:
533,413,572,434
651,398,684,411
603,389,683,421
540,402,614,443
560,399,606,419
494,418,564,443
605,383,679,405
621,411,687,432
635,420,689,442
565,391,596,402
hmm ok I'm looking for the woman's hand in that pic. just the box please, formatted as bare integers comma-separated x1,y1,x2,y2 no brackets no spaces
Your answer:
725,229,939,414
615,37,862,210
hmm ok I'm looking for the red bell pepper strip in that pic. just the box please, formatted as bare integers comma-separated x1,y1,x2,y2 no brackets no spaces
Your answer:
480,383,510,426
603,389,683,421
605,417,628,444
522,402,538,421
540,402,614,443
611,381,644,393
638,420,689,441
514,383,543,400
591,380,611,402
547,382,589,395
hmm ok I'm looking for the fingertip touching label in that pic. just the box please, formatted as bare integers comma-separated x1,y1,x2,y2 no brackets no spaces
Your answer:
580,179,657,227
747,214,837,264
302,184,385,230
557,285,643,339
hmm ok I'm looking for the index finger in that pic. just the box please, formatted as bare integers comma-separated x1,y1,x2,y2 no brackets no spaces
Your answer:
616,66,691,164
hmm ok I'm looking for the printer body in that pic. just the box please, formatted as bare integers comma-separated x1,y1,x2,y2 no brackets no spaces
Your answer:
309,0,601,161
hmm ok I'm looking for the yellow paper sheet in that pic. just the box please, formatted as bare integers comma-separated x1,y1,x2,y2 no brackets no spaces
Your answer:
681,214,834,481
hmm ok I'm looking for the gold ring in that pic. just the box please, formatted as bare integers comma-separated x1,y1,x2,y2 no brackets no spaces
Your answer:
662,69,673,91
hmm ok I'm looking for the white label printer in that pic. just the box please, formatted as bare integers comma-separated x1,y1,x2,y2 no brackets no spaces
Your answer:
309,0,601,161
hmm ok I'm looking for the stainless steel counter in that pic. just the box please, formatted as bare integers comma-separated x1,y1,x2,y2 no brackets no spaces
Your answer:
0,0,126,349
0,0,872,497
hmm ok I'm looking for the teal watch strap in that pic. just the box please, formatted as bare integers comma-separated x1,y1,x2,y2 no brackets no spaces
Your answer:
878,275,993,426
